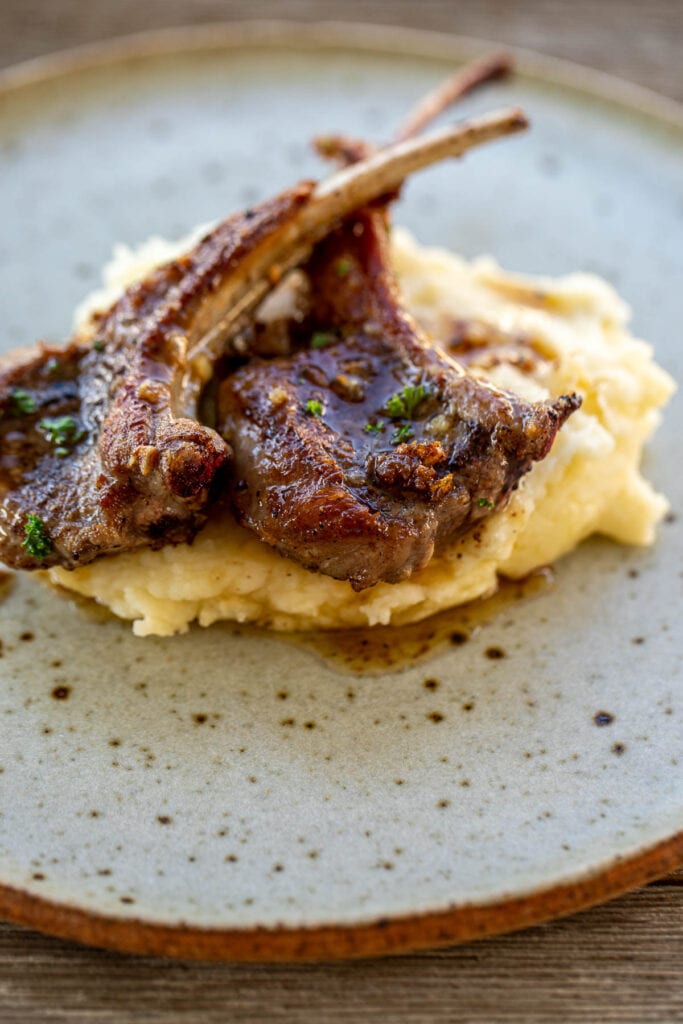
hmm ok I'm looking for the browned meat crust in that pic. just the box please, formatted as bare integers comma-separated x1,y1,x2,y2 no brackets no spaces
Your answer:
0,186,313,568
0,111,529,573
216,61,578,591
218,210,580,591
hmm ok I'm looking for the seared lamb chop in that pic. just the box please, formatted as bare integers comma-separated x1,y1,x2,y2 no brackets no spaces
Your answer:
219,65,580,590
219,210,580,590
0,115,522,570
0,187,310,568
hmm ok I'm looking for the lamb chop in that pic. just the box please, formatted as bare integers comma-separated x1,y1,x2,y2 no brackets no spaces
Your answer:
0,115,520,570
218,64,581,591
219,211,579,590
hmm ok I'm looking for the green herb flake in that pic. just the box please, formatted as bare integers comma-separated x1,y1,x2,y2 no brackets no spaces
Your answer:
477,497,495,509
364,420,385,435
336,257,352,278
311,332,335,350
93,340,105,352
22,514,52,560
10,389,36,415
391,424,414,446
385,383,429,420
39,415,86,449
305,399,324,417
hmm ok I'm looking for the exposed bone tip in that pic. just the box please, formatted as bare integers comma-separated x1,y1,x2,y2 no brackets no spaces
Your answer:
395,50,519,142
314,135,338,156
485,50,516,77
508,107,530,131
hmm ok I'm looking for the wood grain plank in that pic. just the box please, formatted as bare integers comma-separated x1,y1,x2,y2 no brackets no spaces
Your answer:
0,0,682,102
0,883,681,1023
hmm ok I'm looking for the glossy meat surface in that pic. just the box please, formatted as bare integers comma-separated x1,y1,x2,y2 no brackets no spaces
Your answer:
219,210,580,590
0,186,313,568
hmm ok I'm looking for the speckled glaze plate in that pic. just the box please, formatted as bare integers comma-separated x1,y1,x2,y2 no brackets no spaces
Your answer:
0,23,681,961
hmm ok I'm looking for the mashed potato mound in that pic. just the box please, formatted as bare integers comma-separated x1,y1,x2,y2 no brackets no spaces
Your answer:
48,229,675,636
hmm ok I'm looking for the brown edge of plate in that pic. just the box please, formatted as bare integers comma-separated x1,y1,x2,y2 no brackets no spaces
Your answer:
0,833,681,961
1,831,683,958
0,20,681,962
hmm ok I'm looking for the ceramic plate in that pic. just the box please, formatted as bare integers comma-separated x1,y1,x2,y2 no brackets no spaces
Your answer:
0,23,681,961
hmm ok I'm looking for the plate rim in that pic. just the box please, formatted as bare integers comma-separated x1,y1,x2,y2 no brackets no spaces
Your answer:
1,19,683,131
1,832,680,961
1,19,681,961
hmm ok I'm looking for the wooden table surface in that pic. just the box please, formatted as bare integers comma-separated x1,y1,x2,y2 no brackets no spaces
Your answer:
0,2,681,1021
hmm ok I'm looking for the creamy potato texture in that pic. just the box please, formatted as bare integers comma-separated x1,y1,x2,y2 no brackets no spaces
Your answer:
48,229,675,636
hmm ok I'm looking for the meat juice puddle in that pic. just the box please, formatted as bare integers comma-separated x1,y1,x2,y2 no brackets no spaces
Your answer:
30,567,554,675
265,568,555,675
0,571,15,604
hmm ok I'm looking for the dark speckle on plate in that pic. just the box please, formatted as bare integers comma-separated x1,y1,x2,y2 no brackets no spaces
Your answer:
485,646,506,660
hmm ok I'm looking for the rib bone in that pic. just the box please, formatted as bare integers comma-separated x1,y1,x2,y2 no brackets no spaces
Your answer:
396,51,514,141
0,107,527,572
185,107,528,400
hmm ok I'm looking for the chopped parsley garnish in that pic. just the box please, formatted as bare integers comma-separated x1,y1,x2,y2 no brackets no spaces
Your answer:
364,420,385,435
10,389,36,415
392,424,414,445
336,257,352,278
311,332,336,350
22,514,52,560
39,415,85,449
477,497,495,509
93,340,105,352
305,399,324,417
385,383,429,419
